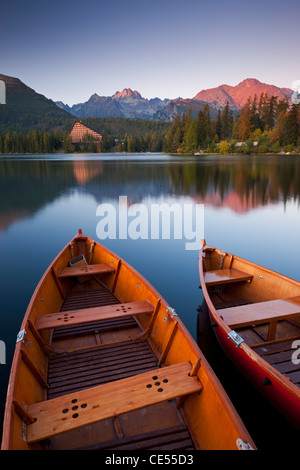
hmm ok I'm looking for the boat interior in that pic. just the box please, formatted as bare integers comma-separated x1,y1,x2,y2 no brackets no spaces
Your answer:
37,279,198,450
23,247,201,450
202,246,300,389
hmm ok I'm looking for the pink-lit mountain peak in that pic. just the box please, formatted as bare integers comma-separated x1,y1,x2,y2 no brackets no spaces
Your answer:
193,78,292,109
113,88,142,100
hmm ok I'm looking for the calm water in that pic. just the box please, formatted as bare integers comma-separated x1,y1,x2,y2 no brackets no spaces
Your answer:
0,152,300,449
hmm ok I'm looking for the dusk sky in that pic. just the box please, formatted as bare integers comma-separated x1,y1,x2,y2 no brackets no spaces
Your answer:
1,0,299,105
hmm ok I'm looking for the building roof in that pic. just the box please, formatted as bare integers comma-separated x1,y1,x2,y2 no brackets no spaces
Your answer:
70,121,102,143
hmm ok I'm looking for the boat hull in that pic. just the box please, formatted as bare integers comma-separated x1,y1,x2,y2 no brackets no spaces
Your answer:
199,242,300,430
1,230,256,450
208,308,300,429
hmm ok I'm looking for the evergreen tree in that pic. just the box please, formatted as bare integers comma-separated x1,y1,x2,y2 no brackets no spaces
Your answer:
4,132,10,153
281,104,299,145
63,132,73,153
197,104,212,148
215,110,222,140
183,120,198,153
220,102,233,140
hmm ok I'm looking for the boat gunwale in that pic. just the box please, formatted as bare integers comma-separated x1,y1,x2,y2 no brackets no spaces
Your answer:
199,240,300,401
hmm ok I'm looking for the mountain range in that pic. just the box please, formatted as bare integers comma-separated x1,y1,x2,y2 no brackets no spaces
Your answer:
0,74,294,134
56,78,293,121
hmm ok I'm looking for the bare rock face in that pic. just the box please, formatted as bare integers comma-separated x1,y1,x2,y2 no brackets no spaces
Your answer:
193,78,292,110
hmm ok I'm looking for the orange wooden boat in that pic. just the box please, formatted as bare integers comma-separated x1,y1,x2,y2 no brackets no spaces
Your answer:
1,230,255,450
199,240,300,429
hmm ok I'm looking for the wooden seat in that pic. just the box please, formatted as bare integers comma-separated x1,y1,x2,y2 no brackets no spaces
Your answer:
26,362,202,443
219,296,300,341
204,268,253,287
58,263,115,279
35,301,154,331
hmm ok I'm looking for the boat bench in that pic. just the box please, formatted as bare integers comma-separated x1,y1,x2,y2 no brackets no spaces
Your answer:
219,296,300,341
57,263,115,279
35,301,154,331
204,268,253,287
26,361,203,443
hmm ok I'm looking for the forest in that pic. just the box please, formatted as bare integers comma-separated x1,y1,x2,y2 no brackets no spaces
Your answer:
0,94,299,154
163,94,300,154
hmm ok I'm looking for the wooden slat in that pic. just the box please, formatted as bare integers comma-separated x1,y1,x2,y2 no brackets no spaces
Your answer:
75,424,194,450
52,317,137,340
204,268,253,286
253,339,298,356
48,339,152,365
58,263,115,279
61,290,119,311
47,341,158,399
26,362,202,443
75,425,193,450
35,301,154,331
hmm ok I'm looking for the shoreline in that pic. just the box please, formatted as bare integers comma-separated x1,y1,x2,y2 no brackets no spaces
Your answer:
1,151,300,157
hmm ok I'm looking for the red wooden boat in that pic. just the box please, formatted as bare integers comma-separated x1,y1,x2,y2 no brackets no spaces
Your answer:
199,240,300,429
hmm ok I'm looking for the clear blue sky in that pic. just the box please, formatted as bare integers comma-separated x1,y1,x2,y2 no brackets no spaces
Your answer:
1,0,299,104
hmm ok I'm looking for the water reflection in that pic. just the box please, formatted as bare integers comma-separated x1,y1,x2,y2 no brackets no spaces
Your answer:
1,154,300,231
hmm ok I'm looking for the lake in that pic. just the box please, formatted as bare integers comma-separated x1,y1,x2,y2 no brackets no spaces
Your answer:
0,152,299,449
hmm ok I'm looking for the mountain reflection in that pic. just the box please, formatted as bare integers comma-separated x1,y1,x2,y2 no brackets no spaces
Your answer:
0,154,299,231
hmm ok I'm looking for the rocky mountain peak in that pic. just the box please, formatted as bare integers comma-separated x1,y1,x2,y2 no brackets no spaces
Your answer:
113,88,142,100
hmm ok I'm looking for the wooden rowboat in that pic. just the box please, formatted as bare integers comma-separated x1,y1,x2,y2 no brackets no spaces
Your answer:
199,240,300,429
1,230,255,450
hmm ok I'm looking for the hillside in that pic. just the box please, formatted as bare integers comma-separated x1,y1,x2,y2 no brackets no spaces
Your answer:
0,74,72,133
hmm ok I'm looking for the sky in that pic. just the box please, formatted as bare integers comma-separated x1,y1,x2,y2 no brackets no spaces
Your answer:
1,0,299,105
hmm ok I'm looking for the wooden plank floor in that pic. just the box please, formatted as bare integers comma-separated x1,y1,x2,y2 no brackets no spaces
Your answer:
49,286,154,399
46,285,196,450
74,424,195,450
48,341,159,399
253,338,300,388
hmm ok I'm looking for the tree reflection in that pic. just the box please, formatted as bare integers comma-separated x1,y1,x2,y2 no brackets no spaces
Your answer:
0,155,299,230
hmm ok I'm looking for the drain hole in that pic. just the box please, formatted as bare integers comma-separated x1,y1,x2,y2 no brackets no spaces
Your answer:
152,376,158,380
146,384,152,388
163,379,168,383
157,388,163,393
62,408,69,414
72,413,79,419
81,403,87,408
71,399,77,404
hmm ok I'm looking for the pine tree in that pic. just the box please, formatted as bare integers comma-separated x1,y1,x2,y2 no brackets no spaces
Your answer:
197,104,212,148
4,132,10,153
220,102,233,140
215,110,222,140
281,104,299,145
183,120,198,153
